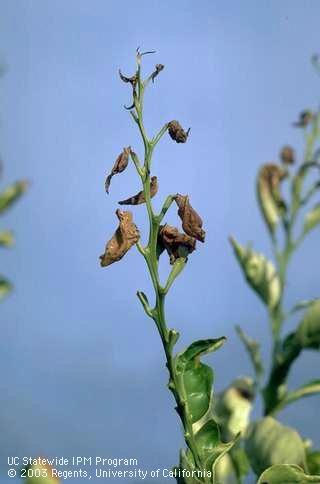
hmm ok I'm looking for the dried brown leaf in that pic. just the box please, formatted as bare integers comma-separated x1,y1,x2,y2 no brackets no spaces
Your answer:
151,64,164,82
280,145,295,165
105,147,130,194
118,176,158,205
174,194,205,242
99,209,140,267
158,224,196,264
167,120,190,143
118,69,137,86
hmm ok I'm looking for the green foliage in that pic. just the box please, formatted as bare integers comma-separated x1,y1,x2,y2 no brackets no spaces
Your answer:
257,464,320,483
303,203,320,235
307,451,320,475
245,417,306,477
0,180,28,214
229,238,280,310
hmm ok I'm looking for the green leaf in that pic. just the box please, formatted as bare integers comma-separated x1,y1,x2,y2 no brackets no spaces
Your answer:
274,380,320,413
195,419,239,475
303,203,320,235
230,237,281,309
174,449,203,484
257,164,286,235
231,447,250,482
175,338,226,423
289,300,317,315
0,180,28,214
245,417,306,476
0,230,15,247
236,326,264,383
296,299,320,350
257,464,320,483
0,276,12,299
307,451,320,475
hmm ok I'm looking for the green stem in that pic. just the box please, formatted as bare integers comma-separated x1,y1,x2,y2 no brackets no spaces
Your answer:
263,111,320,416
132,62,205,478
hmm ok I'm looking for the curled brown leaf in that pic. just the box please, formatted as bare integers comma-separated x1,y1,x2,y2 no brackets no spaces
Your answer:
157,224,196,264
99,209,140,267
105,147,130,194
257,164,287,233
293,110,314,128
167,120,190,143
174,194,205,242
118,176,158,205
280,145,295,165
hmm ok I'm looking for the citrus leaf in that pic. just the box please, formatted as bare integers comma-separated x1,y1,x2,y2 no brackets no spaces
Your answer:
245,417,306,476
303,203,320,235
257,464,320,483
0,230,15,247
0,276,12,299
274,379,320,413
230,238,280,310
0,180,28,214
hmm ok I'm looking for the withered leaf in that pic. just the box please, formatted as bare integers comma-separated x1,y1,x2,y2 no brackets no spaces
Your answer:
167,120,190,143
280,145,295,165
118,176,158,205
99,209,140,267
151,64,164,82
105,147,130,194
118,69,137,86
257,163,287,233
293,110,314,128
174,194,205,242
157,224,196,264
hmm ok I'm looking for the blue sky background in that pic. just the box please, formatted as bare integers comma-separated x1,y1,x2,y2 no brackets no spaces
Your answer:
0,1,320,482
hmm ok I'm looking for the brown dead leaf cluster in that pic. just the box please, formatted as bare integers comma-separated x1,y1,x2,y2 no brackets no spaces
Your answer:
168,120,190,143
157,224,196,264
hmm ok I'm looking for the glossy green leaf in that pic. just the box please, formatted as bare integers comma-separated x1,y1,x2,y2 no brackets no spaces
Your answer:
236,326,264,383
245,417,306,476
175,338,226,423
0,276,12,299
0,230,15,247
230,238,280,309
257,464,320,483
307,451,320,475
296,299,320,350
303,203,320,235
0,180,28,214
195,419,239,475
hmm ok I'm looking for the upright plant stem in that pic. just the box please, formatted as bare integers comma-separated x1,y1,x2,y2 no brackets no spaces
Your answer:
131,61,206,478
263,112,320,416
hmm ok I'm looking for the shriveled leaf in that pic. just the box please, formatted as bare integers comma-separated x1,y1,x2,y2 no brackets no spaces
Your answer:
118,176,158,205
307,451,320,475
296,299,320,350
236,326,264,383
0,276,12,299
230,238,281,310
0,180,28,214
150,64,164,83
257,164,287,235
168,120,190,143
257,464,320,483
105,147,130,194
175,338,226,424
245,417,306,477
0,230,15,247
280,146,295,165
157,224,196,264
303,203,320,235
99,209,140,267
214,377,254,441
174,194,205,242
